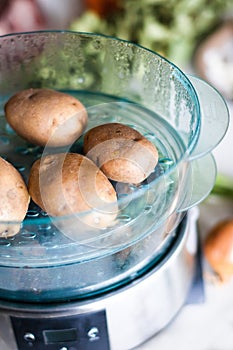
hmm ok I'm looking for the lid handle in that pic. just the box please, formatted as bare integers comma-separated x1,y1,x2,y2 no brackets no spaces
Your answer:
178,152,216,212
187,75,229,160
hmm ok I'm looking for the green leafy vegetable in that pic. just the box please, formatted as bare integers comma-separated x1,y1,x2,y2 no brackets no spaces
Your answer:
70,0,232,67
211,173,233,198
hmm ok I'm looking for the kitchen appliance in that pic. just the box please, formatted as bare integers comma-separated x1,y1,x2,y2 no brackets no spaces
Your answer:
0,208,200,350
0,31,229,349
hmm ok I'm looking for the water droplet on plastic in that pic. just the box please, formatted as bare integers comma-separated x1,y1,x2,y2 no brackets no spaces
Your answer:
117,214,131,222
0,240,11,247
27,210,39,218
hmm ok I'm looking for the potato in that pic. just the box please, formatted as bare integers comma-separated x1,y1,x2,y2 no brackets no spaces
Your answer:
28,153,118,234
83,123,159,184
4,88,88,147
0,157,30,237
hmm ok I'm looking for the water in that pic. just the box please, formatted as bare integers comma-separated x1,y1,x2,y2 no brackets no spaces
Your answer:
0,90,186,266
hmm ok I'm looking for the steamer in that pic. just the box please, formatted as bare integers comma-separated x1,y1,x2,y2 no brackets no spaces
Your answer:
0,31,229,349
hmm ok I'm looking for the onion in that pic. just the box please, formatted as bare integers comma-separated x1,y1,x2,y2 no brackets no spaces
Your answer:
204,219,233,282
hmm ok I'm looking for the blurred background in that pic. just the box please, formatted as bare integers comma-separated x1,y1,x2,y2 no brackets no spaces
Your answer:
0,0,232,69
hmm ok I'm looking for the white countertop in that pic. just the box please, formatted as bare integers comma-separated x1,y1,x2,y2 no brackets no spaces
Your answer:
138,280,233,350
137,101,233,350
137,198,233,350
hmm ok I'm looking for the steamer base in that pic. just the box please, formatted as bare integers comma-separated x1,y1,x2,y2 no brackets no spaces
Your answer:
0,208,201,350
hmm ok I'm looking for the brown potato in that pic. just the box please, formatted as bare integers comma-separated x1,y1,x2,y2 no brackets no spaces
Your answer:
28,153,118,234
83,123,159,184
0,157,30,237
4,88,88,147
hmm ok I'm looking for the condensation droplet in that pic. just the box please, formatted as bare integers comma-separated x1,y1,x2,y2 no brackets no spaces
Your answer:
15,164,26,172
117,214,131,222
144,132,156,140
144,205,152,213
27,210,39,218
21,232,37,239
40,211,48,217
159,157,174,166
16,146,29,155
38,224,52,231
0,240,11,247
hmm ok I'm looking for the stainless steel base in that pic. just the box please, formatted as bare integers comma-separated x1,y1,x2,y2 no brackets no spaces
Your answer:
0,208,198,350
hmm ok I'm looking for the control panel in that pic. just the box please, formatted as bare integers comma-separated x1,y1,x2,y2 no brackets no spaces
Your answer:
11,309,110,350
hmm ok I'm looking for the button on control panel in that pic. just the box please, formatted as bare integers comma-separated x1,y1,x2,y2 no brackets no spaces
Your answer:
11,310,110,350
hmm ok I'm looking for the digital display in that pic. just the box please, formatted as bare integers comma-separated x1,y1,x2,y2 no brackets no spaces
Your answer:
11,310,109,350
43,328,78,344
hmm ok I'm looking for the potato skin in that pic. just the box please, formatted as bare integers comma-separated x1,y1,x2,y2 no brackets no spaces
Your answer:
4,88,88,147
83,123,159,184
28,153,118,230
0,157,30,237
